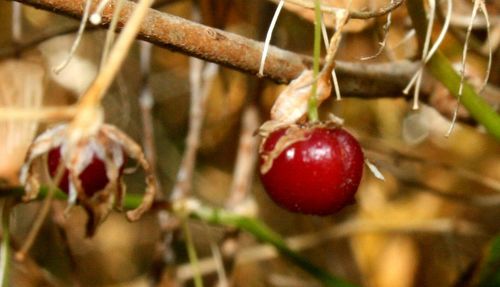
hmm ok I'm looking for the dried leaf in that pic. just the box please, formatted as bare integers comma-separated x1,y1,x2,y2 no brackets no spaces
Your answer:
270,70,331,125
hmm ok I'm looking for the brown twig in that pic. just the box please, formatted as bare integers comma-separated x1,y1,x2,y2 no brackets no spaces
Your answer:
349,0,405,19
269,0,405,19
13,0,419,97
0,0,180,59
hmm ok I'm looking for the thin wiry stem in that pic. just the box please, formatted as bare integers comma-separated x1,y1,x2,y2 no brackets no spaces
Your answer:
258,0,285,77
447,0,481,137
138,41,162,198
414,0,435,110
15,146,73,261
321,14,341,100
270,0,404,19
477,0,492,94
100,0,125,69
361,0,395,61
404,0,451,111
53,0,92,74
170,58,204,200
76,0,155,112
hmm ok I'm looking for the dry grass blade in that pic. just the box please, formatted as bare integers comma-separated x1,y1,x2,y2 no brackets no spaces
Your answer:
360,0,395,61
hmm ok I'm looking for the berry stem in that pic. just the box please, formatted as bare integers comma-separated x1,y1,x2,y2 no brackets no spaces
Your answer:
307,0,322,123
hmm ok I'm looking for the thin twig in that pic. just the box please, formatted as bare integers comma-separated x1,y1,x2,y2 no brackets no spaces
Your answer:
269,0,404,19
360,0,395,60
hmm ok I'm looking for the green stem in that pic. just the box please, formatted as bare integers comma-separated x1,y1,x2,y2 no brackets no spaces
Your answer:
307,0,322,122
406,0,500,140
191,206,357,287
182,218,204,287
0,187,358,287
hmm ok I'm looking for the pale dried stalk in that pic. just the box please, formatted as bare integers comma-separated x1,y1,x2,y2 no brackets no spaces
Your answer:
70,0,155,141
0,107,77,122
321,14,341,100
100,0,126,69
53,0,92,74
361,0,395,61
449,12,499,28
16,154,69,261
139,41,162,198
258,0,285,77
446,0,484,137
361,136,500,193
170,57,204,201
407,0,436,110
404,0,452,110
175,217,482,280
225,105,260,210
170,61,218,201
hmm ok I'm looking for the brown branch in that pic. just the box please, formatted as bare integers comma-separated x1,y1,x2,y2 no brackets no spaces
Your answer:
349,0,405,19
12,0,420,98
269,0,405,20
0,0,179,58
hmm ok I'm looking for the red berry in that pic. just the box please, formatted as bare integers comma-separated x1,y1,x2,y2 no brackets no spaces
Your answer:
259,125,364,215
47,147,123,197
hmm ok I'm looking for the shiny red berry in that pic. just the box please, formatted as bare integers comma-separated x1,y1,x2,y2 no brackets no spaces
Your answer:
259,125,364,215
47,147,122,197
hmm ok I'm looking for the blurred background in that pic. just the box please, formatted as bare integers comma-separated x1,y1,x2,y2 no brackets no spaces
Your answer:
0,0,499,286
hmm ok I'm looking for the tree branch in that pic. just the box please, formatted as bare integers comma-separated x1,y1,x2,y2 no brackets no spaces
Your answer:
11,0,420,98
